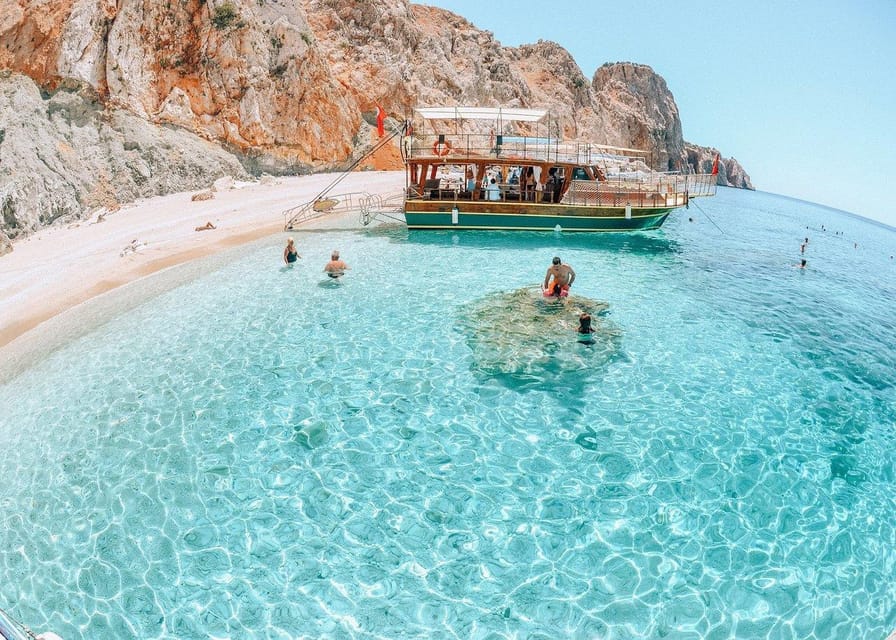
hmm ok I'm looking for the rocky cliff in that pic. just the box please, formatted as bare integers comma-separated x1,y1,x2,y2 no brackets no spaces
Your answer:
0,72,247,243
0,0,752,241
686,143,753,190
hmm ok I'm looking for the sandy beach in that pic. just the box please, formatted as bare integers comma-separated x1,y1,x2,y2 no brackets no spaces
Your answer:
0,170,404,351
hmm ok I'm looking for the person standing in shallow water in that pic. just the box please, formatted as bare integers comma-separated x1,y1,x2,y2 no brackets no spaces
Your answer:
543,256,575,297
283,237,300,265
324,250,350,278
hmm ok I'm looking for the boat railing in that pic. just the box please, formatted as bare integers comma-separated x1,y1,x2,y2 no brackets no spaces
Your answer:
359,191,406,226
684,173,718,197
284,191,369,230
407,134,645,166
561,179,688,208
410,175,704,208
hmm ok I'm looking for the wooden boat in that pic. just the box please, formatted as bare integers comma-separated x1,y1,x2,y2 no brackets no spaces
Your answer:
402,106,716,232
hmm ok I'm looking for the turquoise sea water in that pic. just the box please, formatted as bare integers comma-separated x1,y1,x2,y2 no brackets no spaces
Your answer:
1,188,895,639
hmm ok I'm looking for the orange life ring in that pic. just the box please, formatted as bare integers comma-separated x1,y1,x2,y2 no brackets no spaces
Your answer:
432,140,452,156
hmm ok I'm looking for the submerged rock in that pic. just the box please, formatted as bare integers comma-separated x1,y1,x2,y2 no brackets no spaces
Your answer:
295,421,329,449
457,287,622,387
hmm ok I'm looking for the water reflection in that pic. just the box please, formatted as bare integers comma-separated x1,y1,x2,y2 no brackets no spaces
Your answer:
383,228,681,256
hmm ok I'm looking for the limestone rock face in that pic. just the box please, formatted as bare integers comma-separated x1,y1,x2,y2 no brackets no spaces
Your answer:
590,62,685,172
0,229,11,256
0,0,357,163
0,0,752,238
0,72,247,238
686,143,755,189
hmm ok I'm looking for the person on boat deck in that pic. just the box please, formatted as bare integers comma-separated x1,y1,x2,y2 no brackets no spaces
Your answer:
508,169,520,196
524,167,536,201
486,177,501,201
546,168,563,203
324,250,350,277
465,168,476,192
577,312,596,342
283,237,301,264
543,256,575,297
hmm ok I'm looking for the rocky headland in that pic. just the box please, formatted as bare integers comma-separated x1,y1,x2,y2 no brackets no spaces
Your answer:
0,0,752,247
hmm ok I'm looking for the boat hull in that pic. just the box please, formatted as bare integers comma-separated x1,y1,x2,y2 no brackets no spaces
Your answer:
403,201,674,231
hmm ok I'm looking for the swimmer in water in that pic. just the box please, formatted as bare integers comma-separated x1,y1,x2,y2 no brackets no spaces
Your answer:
577,312,596,343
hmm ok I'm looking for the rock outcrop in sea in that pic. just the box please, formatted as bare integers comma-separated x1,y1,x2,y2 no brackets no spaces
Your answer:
0,0,753,240
457,287,622,388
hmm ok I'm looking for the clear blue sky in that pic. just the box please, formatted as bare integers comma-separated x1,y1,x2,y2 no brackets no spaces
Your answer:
423,1,896,227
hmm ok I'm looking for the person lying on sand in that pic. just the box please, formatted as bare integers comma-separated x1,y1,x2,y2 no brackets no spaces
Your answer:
195,221,216,231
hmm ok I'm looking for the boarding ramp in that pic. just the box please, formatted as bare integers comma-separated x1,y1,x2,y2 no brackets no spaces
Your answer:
284,190,406,229
284,192,368,230
359,192,406,226
283,124,405,230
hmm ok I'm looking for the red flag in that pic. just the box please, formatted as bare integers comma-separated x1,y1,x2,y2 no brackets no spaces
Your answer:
376,104,386,137
711,153,720,176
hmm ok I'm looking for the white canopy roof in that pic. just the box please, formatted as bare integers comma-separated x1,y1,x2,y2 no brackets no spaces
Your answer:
415,106,547,122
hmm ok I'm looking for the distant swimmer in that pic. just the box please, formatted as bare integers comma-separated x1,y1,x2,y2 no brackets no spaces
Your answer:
800,243,806,254
577,312,596,343
195,221,216,231
543,256,575,297
324,250,350,278
283,237,301,264
794,259,807,269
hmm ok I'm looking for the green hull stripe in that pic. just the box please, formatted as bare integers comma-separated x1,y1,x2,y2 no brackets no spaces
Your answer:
406,225,661,232
405,209,674,219
404,211,670,231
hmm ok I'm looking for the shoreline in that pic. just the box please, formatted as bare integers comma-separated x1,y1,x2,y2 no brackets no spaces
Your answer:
0,171,403,352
